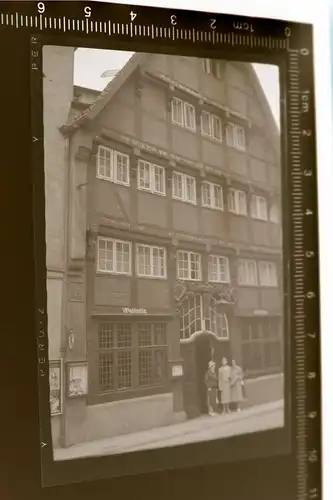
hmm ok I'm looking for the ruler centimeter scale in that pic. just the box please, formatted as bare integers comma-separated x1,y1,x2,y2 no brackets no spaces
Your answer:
0,2,320,499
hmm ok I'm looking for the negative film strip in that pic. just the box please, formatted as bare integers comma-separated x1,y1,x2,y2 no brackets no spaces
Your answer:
1,1,321,497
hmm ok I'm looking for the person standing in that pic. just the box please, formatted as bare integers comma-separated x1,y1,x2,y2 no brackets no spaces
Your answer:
218,356,231,414
204,361,218,416
230,359,244,412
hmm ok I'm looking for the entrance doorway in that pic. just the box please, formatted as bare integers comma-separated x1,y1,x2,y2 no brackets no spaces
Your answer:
195,335,211,415
181,333,231,418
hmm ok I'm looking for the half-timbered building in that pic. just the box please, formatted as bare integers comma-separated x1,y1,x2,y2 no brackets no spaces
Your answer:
45,49,283,447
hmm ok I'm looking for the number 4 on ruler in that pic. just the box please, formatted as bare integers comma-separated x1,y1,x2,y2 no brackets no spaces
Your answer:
130,11,137,22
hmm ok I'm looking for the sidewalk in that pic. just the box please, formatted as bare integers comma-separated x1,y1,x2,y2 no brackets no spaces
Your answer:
54,399,284,461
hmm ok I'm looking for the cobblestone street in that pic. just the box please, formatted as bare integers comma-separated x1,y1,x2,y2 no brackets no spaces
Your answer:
54,399,284,461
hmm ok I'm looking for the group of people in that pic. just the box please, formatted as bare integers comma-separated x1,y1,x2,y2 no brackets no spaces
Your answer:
204,357,245,416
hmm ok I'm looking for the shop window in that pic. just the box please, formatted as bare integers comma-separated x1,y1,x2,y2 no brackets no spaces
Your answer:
98,322,168,395
241,319,282,374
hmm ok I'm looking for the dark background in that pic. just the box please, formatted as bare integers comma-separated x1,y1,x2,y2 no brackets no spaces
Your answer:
0,17,297,500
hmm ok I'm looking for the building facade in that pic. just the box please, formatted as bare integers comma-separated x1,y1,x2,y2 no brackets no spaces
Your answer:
45,50,283,448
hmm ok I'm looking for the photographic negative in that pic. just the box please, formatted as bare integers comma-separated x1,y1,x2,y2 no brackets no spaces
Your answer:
41,45,285,465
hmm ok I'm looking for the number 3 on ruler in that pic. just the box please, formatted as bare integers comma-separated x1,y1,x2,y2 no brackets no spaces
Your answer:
37,2,45,13
171,15,177,25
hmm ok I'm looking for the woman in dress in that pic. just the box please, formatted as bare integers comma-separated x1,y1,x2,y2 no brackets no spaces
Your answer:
230,359,244,412
204,361,218,416
218,356,232,414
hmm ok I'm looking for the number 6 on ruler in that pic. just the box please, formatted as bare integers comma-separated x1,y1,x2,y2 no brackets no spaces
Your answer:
37,2,45,13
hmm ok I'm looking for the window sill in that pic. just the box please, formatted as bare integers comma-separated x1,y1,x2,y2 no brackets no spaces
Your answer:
202,204,224,212
96,175,130,188
237,283,258,287
209,279,231,285
202,134,223,144
171,121,196,134
252,216,268,222
137,187,167,197
136,274,168,280
96,271,132,277
87,384,170,405
172,196,197,206
229,211,248,218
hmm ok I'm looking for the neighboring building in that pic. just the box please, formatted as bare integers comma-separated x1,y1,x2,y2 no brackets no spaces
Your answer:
45,50,283,448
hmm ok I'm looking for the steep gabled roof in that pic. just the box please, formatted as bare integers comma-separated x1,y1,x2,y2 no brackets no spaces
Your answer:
61,52,145,134
61,53,280,157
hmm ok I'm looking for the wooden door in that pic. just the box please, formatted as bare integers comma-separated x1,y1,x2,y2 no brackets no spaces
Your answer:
180,342,200,418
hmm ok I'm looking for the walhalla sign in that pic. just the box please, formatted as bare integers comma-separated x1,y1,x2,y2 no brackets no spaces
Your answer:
122,307,147,314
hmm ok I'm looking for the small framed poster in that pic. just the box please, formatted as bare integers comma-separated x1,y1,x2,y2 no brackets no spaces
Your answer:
49,359,63,416
67,362,88,398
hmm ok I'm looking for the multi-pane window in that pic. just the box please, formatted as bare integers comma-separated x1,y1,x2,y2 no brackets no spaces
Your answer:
258,261,278,287
270,204,279,223
98,323,133,392
228,188,247,216
180,294,229,340
226,123,246,151
172,171,196,204
137,160,166,195
251,195,268,221
98,323,167,394
208,255,230,283
177,250,202,281
97,145,130,186
138,323,167,387
238,259,258,286
201,181,223,210
171,97,196,131
136,244,167,278
97,237,131,275
201,111,222,142
241,319,282,374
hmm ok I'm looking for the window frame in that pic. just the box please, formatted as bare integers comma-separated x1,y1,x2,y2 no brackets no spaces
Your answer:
201,181,224,211
171,97,196,132
201,111,222,142
208,255,230,283
97,322,168,397
136,243,167,279
237,259,258,286
226,122,246,151
258,261,278,287
172,171,197,205
96,145,130,186
251,194,268,221
177,250,202,281
241,319,282,375
137,159,166,196
270,204,279,223
228,188,248,216
97,236,132,276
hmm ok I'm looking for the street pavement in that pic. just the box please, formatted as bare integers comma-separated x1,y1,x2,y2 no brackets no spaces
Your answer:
53,399,284,461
